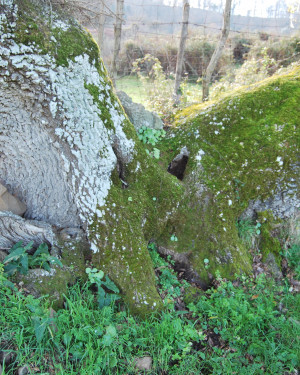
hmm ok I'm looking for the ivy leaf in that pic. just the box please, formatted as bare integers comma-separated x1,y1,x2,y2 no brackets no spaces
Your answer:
3,247,26,264
102,325,117,346
20,255,29,274
34,243,49,257
102,276,119,293
32,316,48,343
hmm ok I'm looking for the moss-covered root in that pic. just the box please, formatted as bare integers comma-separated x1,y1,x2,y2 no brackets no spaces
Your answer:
156,66,300,284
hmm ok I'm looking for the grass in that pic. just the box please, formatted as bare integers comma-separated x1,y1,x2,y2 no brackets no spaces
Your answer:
116,75,202,110
0,241,299,375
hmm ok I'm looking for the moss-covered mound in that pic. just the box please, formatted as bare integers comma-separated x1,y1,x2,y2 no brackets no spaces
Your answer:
157,67,299,284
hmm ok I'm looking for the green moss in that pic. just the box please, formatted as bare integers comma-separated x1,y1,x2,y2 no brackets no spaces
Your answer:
14,0,103,71
155,66,300,281
89,148,184,315
17,266,77,310
59,244,88,281
257,210,282,265
84,83,115,130
183,285,203,306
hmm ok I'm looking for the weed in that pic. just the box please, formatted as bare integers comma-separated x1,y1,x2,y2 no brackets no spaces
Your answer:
85,267,120,308
170,234,178,242
138,126,166,159
138,126,166,146
3,241,62,276
203,258,210,269
282,244,300,280
236,219,261,249
0,244,299,374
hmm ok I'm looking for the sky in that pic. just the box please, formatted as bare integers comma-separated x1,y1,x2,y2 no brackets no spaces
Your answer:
163,0,292,18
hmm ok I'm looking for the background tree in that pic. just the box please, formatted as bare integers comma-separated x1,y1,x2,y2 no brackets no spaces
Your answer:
173,0,190,104
202,0,232,101
111,0,124,85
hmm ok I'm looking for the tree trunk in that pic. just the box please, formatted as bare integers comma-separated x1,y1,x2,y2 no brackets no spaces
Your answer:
173,0,190,104
111,0,124,86
97,0,106,53
202,0,232,102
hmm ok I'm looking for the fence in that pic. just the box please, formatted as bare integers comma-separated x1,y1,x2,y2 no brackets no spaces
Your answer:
82,0,300,105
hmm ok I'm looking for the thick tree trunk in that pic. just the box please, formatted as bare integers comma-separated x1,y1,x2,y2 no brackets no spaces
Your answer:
202,0,232,101
1,0,298,316
173,0,190,104
111,0,124,85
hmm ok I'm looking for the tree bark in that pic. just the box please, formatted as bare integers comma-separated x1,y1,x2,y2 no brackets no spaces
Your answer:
111,0,124,86
202,0,232,102
173,0,190,104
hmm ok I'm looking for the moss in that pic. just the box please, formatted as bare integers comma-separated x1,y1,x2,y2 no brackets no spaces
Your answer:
89,148,184,315
183,285,204,306
59,244,88,281
84,83,115,130
155,66,300,281
257,210,282,265
17,266,76,310
13,0,103,72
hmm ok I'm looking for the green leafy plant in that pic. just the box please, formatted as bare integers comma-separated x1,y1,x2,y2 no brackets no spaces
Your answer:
138,126,166,146
203,258,210,269
236,219,261,248
170,234,178,242
211,47,278,100
26,297,56,343
85,267,120,308
138,126,166,159
28,243,63,271
1,257,299,374
282,244,300,280
133,54,175,122
3,241,62,276
148,242,188,303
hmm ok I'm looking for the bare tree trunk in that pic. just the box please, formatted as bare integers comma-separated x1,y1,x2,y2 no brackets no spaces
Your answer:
202,0,232,102
111,0,124,86
97,0,106,53
173,0,190,104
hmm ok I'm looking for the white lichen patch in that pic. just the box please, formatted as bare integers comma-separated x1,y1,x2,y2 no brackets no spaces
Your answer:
0,6,135,229
195,149,205,165
276,156,283,166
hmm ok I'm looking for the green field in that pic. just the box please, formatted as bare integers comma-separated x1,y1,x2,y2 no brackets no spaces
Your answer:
116,75,202,109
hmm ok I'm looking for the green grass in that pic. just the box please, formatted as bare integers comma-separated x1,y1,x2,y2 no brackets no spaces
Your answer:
116,75,202,110
1,242,299,375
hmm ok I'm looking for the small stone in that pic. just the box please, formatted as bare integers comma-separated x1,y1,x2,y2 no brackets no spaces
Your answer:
0,183,26,216
0,351,14,365
117,91,163,131
264,253,282,280
18,365,29,375
134,356,152,371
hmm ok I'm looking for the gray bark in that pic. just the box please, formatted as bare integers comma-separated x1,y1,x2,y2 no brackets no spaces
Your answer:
202,0,232,101
173,0,190,104
0,212,56,251
0,11,135,233
111,0,124,85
